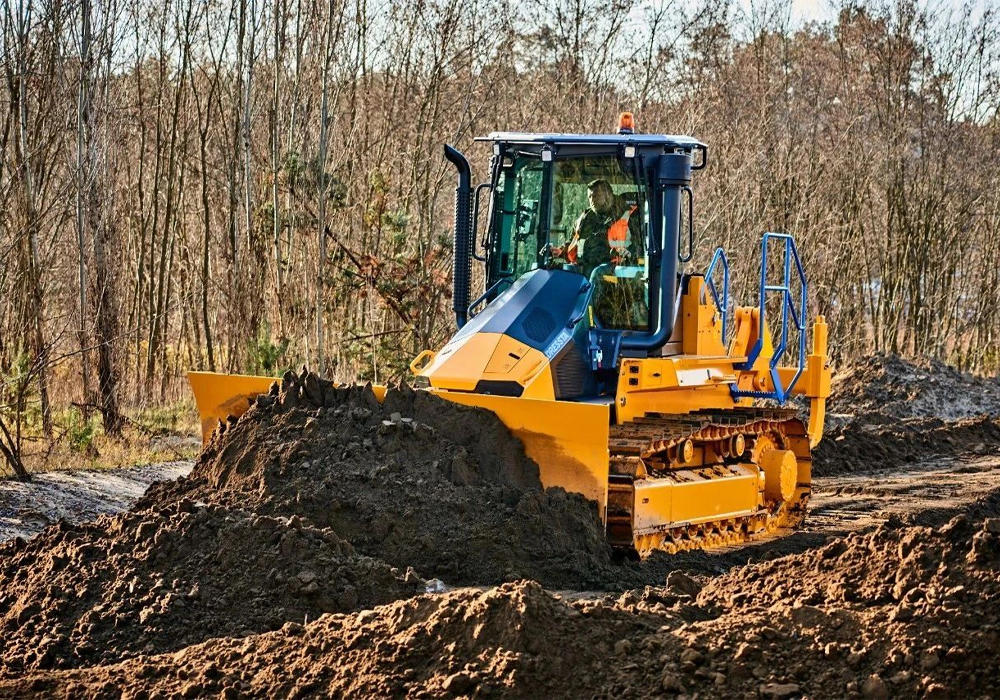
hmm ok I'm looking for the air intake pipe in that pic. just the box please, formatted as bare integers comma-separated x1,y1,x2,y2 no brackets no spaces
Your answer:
620,150,692,352
444,145,473,328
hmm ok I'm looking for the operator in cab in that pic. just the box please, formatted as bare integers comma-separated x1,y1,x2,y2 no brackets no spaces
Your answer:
551,178,646,330
552,179,639,276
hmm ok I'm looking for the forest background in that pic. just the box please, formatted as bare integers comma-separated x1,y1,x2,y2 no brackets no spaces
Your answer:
1,0,999,475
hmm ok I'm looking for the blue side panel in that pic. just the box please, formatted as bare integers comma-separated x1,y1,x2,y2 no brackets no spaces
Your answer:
454,270,592,358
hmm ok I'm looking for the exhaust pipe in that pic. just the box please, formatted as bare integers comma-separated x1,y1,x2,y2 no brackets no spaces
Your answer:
444,145,473,329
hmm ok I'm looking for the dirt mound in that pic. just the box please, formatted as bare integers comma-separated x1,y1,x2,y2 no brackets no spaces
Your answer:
0,500,419,676
7,355,1000,695
828,354,1000,420
814,415,1000,476
142,371,615,589
692,514,1000,698
814,355,1000,476
8,511,1000,698
2,581,665,699
703,512,998,611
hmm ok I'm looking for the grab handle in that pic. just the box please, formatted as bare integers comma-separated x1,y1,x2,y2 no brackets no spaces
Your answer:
409,349,436,375
678,186,694,263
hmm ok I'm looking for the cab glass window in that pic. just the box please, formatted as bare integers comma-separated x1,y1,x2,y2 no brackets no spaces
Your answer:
552,156,650,332
490,152,650,332
491,156,546,282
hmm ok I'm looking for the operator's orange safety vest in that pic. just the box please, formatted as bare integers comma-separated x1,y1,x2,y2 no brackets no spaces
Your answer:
607,205,637,263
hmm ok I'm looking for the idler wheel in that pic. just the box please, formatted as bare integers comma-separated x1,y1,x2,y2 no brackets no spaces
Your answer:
672,438,694,465
761,449,797,502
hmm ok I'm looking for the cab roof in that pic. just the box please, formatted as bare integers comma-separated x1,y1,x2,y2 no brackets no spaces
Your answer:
478,132,706,150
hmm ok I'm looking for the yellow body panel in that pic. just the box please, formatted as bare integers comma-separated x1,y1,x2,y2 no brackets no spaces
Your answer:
520,364,558,400
682,276,728,357
615,356,744,423
617,382,739,423
419,333,501,391
418,332,554,399
430,391,610,516
484,338,534,375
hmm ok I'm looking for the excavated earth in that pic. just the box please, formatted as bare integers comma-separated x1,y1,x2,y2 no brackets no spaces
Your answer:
0,501,419,678
0,355,998,698
4,512,1000,698
826,354,1000,420
814,354,1000,476
139,380,615,589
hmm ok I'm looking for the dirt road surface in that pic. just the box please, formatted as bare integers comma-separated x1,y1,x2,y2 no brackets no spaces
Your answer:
810,455,1000,532
0,461,193,542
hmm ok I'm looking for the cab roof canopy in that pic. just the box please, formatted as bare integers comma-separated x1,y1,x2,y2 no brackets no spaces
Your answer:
478,132,705,150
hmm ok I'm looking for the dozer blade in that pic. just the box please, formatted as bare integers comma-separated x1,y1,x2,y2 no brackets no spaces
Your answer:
189,371,390,445
189,372,279,445
431,392,610,517
187,372,610,517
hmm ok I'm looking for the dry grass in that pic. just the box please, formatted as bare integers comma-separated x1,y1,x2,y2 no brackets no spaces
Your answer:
10,401,200,477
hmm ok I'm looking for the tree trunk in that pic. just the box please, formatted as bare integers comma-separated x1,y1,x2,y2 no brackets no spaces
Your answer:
316,0,336,373
75,0,93,416
10,3,52,437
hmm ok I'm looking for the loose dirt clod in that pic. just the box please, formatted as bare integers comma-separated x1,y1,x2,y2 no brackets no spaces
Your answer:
143,371,616,589
0,501,419,676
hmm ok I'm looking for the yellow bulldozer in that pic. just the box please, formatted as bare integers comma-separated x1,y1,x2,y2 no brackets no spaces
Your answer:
189,114,831,557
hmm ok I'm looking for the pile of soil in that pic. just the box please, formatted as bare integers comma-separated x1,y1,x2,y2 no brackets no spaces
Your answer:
3,356,1000,697
692,514,1000,699
3,581,662,699
7,507,999,698
814,414,1000,476
143,371,615,589
815,355,1000,476
827,354,1000,420
0,499,419,676
0,366,807,685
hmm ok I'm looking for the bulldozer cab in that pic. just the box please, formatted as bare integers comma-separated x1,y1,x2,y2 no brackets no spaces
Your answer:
489,151,651,330
465,130,707,352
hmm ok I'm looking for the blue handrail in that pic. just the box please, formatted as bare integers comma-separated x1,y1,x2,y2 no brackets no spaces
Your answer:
702,247,730,343
468,276,513,318
567,264,612,327
732,232,807,402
